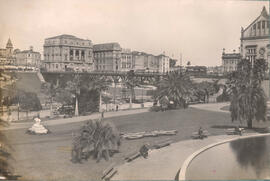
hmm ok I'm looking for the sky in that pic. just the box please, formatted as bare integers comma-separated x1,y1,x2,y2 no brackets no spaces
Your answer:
0,0,269,66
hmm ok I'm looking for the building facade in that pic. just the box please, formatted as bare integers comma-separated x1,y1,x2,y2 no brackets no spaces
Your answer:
222,49,241,73
120,49,132,71
43,34,93,72
0,38,15,65
157,54,170,73
93,43,121,71
15,46,41,68
240,6,270,65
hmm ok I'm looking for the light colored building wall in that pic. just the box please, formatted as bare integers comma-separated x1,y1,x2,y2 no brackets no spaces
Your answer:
43,34,93,72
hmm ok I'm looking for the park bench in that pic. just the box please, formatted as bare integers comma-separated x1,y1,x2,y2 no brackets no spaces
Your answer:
191,130,210,139
226,128,245,135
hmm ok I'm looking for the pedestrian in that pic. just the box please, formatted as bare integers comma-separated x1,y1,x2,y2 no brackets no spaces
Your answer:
198,126,203,139
101,109,105,119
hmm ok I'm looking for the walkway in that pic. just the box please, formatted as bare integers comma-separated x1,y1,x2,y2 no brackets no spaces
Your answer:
3,108,149,130
112,133,259,180
190,102,230,113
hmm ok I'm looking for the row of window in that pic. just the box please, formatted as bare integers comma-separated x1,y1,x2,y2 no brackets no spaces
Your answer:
46,40,91,46
253,20,269,30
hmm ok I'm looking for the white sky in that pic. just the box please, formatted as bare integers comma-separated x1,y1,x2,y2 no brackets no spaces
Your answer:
0,0,269,66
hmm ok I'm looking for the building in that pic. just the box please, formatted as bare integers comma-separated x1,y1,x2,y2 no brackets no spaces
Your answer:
93,43,121,71
157,54,170,73
120,49,132,71
240,6,270,65
240,6,270,98
14,46,41,68
207,66,224,75
43,34,93,72
222,49,241,73
0,38,15,65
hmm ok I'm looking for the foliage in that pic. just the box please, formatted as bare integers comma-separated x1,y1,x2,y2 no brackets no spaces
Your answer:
19,92,42,112
71,119,121,163
8,90,42,112
149,105,162,112
155,71,193,109
65,75,111,115
169,59,177,68
228,58,267,128
193,81,217,103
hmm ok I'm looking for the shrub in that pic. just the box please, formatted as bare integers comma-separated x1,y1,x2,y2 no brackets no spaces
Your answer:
149,106,162,112
71,119,121,163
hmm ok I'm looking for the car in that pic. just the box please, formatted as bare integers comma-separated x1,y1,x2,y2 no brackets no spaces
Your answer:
56,105,74,116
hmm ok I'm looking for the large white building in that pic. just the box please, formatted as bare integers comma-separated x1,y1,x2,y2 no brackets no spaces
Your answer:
240,6,270,65
43,34,94,72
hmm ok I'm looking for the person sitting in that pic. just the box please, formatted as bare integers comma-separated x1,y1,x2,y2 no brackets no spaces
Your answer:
139,144,149,158
235,126,242,136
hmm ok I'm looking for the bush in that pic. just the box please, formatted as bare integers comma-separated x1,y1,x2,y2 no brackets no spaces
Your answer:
149,106,162,112
71,119,121,163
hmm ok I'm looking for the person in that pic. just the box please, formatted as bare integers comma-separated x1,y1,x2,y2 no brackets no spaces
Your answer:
235,126,242,136
101,109,105,119
116,105,119,111
198,127,203,139
139,144,149,158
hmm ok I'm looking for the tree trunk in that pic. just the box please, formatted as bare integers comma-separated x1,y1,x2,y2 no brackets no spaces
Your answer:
75,96,79,116
129,92,132,109
247,118,253,129
50,98,53,118
99,91,102,112
17,102,20,121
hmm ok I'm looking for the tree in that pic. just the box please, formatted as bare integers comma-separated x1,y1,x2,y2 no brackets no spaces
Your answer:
121,71,141,109
41,82,60,118
169,58,177,68
228,58,268,128
71,119,120,163
19,92,42,118
65,75,110,115
155,71,193,109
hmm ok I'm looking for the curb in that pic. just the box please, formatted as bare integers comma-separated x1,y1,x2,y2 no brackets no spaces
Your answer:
178,133,270,180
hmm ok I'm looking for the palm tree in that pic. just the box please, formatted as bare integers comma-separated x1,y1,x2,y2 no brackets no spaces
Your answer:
229,58,267,128
156,71,193,109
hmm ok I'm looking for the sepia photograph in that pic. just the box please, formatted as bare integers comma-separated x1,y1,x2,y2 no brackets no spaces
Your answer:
0,0,270,180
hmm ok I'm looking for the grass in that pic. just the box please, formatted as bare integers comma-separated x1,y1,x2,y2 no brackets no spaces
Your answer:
4,107,246,180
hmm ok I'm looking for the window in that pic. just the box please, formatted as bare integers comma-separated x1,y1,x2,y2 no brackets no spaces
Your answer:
267,21,269,28
253,24,256,29
257,21,261,29
262,21,265,29
56,64,58,69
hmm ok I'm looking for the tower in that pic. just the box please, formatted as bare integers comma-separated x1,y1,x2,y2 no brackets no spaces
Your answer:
6,38,13,56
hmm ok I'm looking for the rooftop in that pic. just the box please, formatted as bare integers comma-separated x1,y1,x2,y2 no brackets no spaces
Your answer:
46,34,89,41
93,42,121,51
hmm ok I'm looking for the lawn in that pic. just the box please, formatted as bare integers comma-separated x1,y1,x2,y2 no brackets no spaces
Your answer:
5,107,241,180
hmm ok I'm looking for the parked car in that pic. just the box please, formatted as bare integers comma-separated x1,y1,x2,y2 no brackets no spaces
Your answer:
55,105,74,116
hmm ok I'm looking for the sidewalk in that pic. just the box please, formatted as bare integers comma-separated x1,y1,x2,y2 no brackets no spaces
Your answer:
3,108,149,131
112,133,259,180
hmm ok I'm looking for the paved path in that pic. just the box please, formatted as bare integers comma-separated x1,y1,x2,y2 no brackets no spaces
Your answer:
3,108,149,130
190,102,230,113
112,133,259,180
